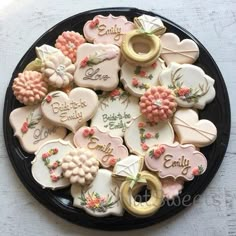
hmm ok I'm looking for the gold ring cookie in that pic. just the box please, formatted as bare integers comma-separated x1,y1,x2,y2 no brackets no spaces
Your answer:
121,29,161,67
120,170,163,217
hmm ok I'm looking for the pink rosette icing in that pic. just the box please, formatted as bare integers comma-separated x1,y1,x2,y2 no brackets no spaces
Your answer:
55,31,85,63
139,86,177,122
12,71,48,105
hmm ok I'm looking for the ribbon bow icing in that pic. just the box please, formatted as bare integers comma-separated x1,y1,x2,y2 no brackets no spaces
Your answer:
126,173,147,189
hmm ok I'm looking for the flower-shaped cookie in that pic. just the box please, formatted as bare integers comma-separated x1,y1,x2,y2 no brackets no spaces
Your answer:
12,71,48,105
61,148,99,185
139,86,177,122
55,31,85,63
43,53,75,88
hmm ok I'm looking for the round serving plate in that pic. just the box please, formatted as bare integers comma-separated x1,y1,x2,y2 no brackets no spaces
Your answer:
3,7,231,231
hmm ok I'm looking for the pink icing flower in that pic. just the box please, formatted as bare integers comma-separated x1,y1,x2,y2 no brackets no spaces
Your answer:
53,148,58,154
89,19,99,28
21,121,29,134
154,149,162,158
159,145,165,154
192,167,200,176
50,175,59,182
42,153,49,160
145,132,152,139
132,78,139,86
110,89,120,97
151,62,157,68
139,70,147,77
141,143,149,151
55,31,85,63
52,162,59,169
178,87,190,96
109,156,117,166
89,128,95,135
46,95,52,103
80,56,89,68
139,86,177,123
83,128,90,137
138,122,145,128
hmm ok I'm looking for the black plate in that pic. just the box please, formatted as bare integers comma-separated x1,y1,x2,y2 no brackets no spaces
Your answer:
3,7,231,231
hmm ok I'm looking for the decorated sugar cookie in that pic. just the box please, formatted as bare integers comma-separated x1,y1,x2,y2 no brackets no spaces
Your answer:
121,15,165,67
113,155,144,180
145,143,207,181
41,88,98,133
42,52,75,88
74,43,120,91
83,14,134,46
120,59,166,97
71,169,123,217
91,88,141,137
9,105,67,153
159,63,216,109
61,148,99,185
24,58,42,72
55,31,85,63
124,115,174,156
73,126,129,168
35,44,61,62
139,86,177,122
31,139,75,189
160,177,184,200
172,108,217,147
119,170,163,217
12,71,48,106
160,33,199,65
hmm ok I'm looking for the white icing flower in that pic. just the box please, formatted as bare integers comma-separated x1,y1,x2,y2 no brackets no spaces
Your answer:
61,148,99,186
43,53,75,88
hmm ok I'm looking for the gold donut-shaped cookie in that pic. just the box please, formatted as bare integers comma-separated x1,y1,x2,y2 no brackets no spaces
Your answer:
120,171,163,217
121,30,161,67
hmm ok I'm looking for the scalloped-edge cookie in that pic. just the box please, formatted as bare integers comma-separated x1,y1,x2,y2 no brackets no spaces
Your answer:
158,62,215,109
91,88,141,137
145,143,207,181
124,115,174,156
71,168,123,217
31,139,75,189
83,14,134,46
73,126,129,168
9,105,67,153
74,43,120,91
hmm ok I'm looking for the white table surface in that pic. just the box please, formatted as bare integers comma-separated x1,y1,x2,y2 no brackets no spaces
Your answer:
0,0,236,235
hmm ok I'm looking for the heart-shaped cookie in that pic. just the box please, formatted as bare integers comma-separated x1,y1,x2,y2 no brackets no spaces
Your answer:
160,33,199,65
41,88,98,132
172,108,217,147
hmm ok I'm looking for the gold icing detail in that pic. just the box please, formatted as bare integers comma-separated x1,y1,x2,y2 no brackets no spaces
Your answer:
162,46,198,59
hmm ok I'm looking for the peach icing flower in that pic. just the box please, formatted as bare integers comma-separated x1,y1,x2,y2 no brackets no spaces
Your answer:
80,56,89,67
145,132,152,139
89,19,99,28
12,71,48,105
178,87,190,96
55,31,85,63
21,122,29,133
110,89,120,97
138,122,145,128
141,143,149,151
42,53,75,88
132,78,139,86
139,86,177,122
109,156,117,166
